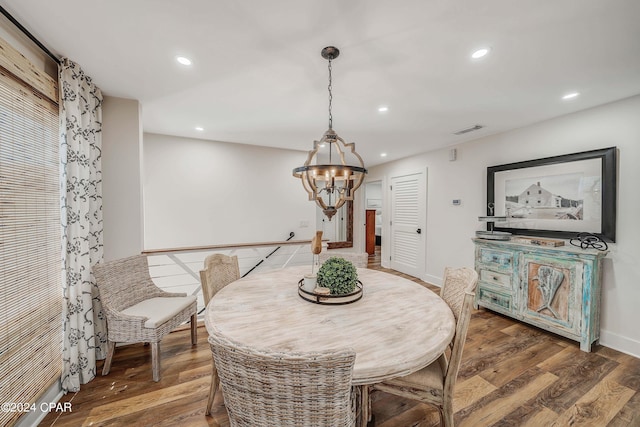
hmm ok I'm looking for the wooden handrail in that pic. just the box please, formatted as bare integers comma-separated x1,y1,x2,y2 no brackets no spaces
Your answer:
142,239,315,256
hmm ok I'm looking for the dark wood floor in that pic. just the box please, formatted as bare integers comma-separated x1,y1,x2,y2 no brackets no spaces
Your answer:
41,248,640,426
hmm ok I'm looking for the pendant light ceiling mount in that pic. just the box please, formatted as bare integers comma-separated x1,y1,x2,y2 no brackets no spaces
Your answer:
321,46,340,61
293,46,367,220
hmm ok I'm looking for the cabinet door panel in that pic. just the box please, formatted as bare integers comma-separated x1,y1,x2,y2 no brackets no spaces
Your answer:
520,253,582,336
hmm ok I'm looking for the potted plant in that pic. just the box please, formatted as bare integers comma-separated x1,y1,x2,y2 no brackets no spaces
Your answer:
317,257,358,295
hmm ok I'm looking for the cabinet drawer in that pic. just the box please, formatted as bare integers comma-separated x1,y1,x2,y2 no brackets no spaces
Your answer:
479,269,511,288
479,248,513,269
478,287,512,311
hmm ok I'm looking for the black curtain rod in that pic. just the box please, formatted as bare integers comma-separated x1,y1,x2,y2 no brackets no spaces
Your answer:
0,5,61,64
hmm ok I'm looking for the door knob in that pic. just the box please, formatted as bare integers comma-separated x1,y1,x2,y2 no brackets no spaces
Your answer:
416,228,422,234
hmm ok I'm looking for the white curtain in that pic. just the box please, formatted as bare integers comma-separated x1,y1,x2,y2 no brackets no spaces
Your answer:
59,58,107,392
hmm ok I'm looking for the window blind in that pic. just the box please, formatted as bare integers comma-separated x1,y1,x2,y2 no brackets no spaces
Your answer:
0,59,60,426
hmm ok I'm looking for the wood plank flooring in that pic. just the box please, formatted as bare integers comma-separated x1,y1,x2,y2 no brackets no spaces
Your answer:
41,248,640,426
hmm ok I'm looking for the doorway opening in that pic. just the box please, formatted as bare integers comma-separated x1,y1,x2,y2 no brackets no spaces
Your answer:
365,181,383,256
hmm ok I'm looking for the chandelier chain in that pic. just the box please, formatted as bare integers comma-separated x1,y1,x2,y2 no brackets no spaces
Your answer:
327,57,333,129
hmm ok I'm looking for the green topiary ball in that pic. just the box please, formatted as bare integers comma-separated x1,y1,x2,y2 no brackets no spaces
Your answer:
317,257,358,295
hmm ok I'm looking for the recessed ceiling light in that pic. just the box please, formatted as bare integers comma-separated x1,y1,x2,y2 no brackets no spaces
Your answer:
380,153,387,157
471,48,490,59
176,56,192,66
562,92,580,100
195,126,204,131
378,106,389,113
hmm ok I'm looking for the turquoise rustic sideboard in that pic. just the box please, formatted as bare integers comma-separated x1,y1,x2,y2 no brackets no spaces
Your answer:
473,238,608,352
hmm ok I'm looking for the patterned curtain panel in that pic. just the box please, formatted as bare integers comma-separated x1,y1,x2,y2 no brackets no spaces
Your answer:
59,58,107,392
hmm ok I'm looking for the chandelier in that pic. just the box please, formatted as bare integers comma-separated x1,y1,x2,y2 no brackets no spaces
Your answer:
293,46,367,220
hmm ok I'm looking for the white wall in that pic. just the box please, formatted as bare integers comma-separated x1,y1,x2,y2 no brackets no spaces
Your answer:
365,181,382,204
143,133,317,249
102,96,144,260
364,95,640,357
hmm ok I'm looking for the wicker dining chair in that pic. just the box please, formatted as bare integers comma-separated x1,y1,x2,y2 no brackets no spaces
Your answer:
200,253,240,415
93,254,197,382
208,329,357,427
371,267,478,426
318,252,369,268
200,254,240,306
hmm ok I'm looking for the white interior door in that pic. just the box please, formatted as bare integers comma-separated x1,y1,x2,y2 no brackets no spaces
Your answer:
390,171,426,278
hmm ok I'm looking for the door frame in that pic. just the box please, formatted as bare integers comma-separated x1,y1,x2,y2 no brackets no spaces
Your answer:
364,180,383,255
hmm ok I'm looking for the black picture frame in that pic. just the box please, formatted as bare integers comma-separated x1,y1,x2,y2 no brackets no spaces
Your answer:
487,147,617,242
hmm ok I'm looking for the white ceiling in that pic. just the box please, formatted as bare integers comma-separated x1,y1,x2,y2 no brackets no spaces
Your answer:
3,0,640,166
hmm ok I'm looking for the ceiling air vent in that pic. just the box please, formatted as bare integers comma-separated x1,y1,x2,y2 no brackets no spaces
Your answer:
453,124,484,135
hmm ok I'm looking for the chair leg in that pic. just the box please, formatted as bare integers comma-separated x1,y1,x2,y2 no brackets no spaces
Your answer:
367,386,373,423
442,401,453,427
151,341,161,382
190,314,197,345
205,361,220,416
102,341,116,375
358,385,370,427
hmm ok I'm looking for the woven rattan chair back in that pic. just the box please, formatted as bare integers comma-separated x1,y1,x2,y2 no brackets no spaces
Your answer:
93,255,167,313
199,254,240,304
208,330,357,427
440,267,478,322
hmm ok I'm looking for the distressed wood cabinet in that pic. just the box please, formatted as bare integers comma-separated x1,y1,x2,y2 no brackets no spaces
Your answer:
473,238,607,352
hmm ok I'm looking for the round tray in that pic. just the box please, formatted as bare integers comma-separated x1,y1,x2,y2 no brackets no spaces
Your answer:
298,280,363,305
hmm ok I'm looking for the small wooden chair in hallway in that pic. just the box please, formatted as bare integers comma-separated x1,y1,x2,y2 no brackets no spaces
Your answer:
371,267,478,426
93,255,198,382
200,253,240,415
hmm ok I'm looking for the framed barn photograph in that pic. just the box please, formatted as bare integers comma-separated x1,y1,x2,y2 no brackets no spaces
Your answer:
487,147,617,242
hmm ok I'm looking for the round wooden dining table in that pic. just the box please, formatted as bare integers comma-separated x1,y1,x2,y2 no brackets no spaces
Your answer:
205,265,455,425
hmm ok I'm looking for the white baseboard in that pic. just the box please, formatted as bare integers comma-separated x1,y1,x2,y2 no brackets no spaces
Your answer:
423,273,442,287
599,329,640,359
14,378,63,427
